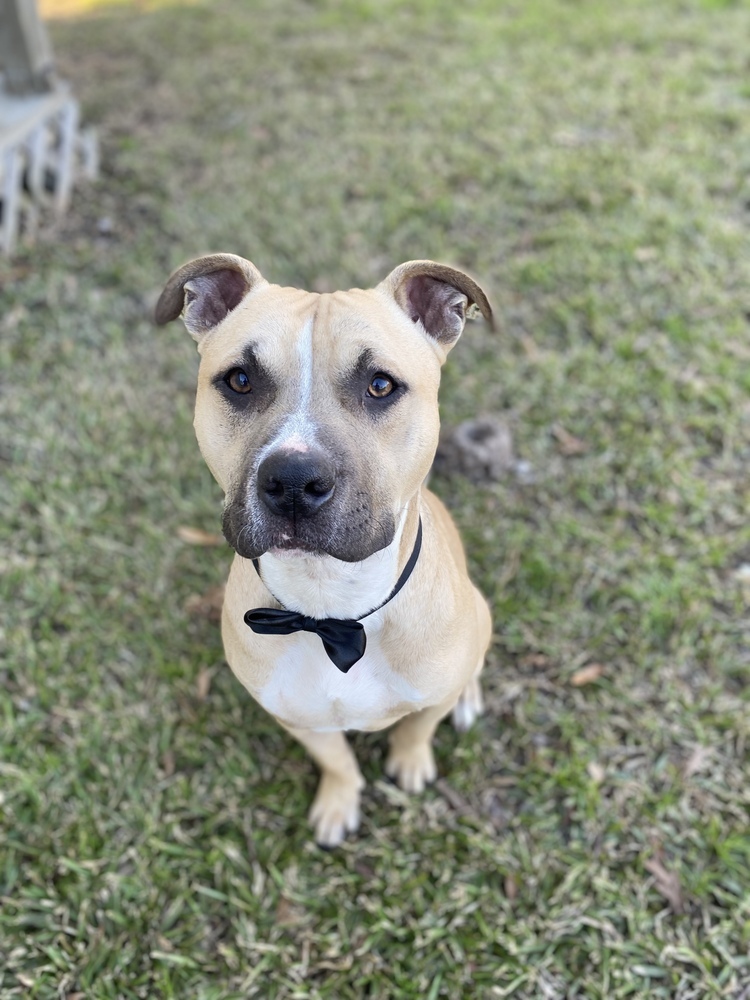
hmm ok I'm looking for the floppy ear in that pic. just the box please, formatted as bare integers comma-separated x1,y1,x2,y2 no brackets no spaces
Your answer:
154,253,265,341
381,259,493,353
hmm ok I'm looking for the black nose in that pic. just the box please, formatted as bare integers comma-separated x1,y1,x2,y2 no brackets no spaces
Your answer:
257,449,336,519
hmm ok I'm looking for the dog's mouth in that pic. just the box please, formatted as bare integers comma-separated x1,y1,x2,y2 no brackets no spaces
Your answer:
225,522,326,560
266,534,322,556
225,519,395,563
222,489,397,563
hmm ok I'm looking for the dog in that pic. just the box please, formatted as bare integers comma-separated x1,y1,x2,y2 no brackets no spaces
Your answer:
155,255,493,846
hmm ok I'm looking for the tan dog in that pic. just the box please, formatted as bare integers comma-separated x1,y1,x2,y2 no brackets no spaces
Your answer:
156,255,493,846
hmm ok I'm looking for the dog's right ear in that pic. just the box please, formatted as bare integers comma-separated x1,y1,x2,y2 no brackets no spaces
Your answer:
154,253,265,341
380,260,493,358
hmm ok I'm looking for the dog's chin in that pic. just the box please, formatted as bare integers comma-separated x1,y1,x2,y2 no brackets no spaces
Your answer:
226,522,395,563
266,537,321,557
262,536,392,562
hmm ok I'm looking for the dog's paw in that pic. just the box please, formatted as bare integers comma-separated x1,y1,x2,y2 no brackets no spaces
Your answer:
452,675,484,732
385,743,437,794
309,774,362,848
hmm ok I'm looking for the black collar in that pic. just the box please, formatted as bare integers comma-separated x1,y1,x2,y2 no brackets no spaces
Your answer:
244,518,423,672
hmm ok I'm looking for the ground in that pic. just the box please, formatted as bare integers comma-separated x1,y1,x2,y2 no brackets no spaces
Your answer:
1,0,749,997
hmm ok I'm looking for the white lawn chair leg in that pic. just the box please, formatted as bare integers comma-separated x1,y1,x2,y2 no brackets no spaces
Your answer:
78,125,98,181
54,99,78,215
23,122,48,240
26,120,47,200
1,145,24,255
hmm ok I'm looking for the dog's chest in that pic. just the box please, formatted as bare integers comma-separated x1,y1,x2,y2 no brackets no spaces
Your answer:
255,624,427,732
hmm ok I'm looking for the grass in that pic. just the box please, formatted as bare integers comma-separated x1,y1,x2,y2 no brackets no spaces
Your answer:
1,0,749,996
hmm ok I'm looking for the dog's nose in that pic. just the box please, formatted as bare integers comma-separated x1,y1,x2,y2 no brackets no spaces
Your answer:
257,450,336,519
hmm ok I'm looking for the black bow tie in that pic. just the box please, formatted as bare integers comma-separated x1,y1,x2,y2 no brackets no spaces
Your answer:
244,519,423,673
244,609,366,672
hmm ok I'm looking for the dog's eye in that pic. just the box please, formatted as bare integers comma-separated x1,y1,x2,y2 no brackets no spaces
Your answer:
225,368,252,394
367,374,395,399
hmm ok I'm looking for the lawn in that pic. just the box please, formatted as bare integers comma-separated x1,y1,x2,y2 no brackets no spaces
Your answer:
1,0,749,997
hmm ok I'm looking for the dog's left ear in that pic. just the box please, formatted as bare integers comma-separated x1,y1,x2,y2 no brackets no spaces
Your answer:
381,260,493,355
154,253,265,341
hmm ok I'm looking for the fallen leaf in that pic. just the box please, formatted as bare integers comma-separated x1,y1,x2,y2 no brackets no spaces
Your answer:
644,857,683,914
314,956,354,972
275,895,306,927
551,423,589,456
161,748,175,776
435,778,475,818
520,334,542,361
520,652,550,669
570,663,604,686
354,860,377,879
682,744,713,779
480,788,512,830
2,304,28,330
553,129,579,147
177,526,224,546
504,872,518,901
196,666,214,701
184,585,225,621
587,761,605,784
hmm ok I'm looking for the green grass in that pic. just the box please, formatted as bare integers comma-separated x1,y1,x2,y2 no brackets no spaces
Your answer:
2,0,749,996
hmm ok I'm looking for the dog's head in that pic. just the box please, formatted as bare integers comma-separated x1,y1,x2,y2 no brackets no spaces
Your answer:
156,254,492,562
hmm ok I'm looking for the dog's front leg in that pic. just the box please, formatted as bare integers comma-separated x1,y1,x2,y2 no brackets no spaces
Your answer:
385,696,457,794
282,725,365,848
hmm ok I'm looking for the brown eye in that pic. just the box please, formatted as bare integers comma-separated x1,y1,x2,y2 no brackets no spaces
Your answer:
368,374,394,398
226,368,251,393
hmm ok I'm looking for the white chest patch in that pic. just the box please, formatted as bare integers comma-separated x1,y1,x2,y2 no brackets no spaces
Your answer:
248,485,420,731
257,506,409,620
255,615,427,732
